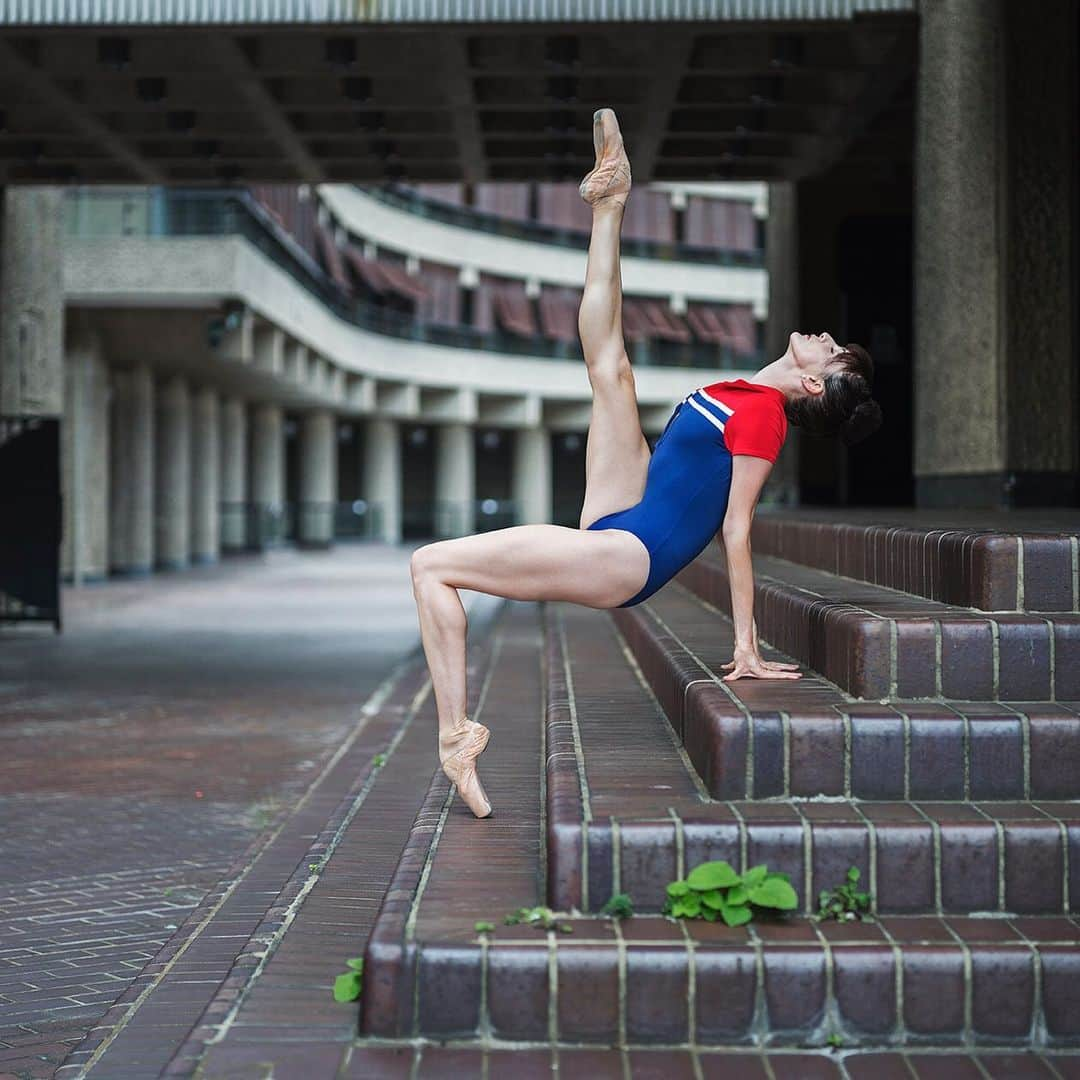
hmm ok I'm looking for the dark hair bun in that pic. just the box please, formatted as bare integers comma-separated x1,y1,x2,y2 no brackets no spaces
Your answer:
839,398,883,446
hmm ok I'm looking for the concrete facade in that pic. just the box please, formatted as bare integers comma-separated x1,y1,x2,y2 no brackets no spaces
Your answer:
190,385,221,564
155,373,191,570
298,408,336,547
434,422,475,539
220,396,248,551
109,363,155,576
513,427,553,526
914,0,1078,506
61,321,110,582
0,187,65,417
363,417,402,544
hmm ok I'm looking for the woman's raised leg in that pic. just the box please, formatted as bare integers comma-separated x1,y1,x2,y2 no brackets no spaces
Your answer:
577,108,652,530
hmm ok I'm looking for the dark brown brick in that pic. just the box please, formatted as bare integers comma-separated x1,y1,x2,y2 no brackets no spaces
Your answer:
1053,620,1080,698
850,714,906,799
789,712,845,796
1003,825,1064,914
940,619,995,698
487,946,549,1041
1029,711,1080,799
556,945,618,1041
909,716,966,800
619,821,678,912
415,945,482,1036
876,823,934,913
970,947,1035,1038
1021,537,1074,611
761,947,827,1039
967,714,1025,799
1038,946,1080,1038
997,618,1052,701
694,947,758,1043
896,619,938,698
901,947,965,1037
624,945,689,1043
832,946,897,1034
939,820,999,912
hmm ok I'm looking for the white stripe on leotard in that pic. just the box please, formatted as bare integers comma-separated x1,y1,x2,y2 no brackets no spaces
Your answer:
696,386,735,416
686,395,727,432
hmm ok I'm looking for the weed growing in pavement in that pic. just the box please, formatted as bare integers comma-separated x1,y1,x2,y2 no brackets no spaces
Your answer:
332,957,364,1002
599,892,634,919
663,860,798,927
815,866,873,922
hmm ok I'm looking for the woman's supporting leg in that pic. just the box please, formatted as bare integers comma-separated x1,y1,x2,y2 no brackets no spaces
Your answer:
411,523,649,730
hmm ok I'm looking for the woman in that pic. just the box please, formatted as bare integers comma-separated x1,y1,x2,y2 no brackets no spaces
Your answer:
410,108,882,818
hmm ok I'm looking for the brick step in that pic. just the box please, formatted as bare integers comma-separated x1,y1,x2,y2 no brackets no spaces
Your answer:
676,549,1080,700
752,509,1080,612
363,600,1080,1051
339,1043,1080,1079
545,600,1079,917
617,582,1080,801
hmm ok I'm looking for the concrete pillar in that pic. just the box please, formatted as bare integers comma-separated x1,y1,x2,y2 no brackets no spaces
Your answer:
0,187,65,417
219,396,248,552
513,427,552,525
60,322,110,583
154,373,191,570
109,364,154,576
914,0,1077,505
190,386,220,565
249,402,285,548
363,417,401,543
763,180,800,506
434,422,475,538
298,408,337,547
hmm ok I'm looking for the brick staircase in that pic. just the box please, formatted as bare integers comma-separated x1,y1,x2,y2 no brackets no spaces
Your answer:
358,513,1080,1074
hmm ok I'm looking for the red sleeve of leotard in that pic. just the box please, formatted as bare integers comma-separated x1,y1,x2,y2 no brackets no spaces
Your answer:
724,395,788,462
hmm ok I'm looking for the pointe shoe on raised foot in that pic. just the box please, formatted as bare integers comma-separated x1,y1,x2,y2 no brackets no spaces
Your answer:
438,717,493,818
579,107,632,207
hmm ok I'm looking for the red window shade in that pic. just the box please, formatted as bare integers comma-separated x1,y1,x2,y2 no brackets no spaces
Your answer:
414,261,461,326
536,183,592,235
314,223,352,293
343,246,389,295
685,196,756,251
621,189,676,244
492,284,538,338
473,183,531,222
621,299,653,343
538,286,582,343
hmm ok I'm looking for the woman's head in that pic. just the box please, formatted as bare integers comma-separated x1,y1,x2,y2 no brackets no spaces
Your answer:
784,331,882,445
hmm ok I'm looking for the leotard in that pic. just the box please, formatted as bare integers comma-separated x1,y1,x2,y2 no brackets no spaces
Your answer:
584,378,788,607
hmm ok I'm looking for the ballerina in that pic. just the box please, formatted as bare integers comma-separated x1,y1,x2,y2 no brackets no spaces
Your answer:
412,108,882,818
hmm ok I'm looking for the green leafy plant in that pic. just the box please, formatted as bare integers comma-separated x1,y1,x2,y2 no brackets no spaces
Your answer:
815,866,872,922
502,905,573,933
474,920,495,933
372,753,387,767
599,892,634,919
826,1033,844,1050
332,956,364,1002
662,860,798,927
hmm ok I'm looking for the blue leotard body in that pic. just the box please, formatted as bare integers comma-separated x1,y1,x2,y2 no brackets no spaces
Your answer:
585,388,735,608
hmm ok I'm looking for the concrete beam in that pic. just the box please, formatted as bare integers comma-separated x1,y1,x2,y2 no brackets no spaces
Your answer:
420,385,478,423
376,380,420,419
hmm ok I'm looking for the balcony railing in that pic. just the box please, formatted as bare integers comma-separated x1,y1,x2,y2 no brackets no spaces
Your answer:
360,183,766,268
64,187,761,371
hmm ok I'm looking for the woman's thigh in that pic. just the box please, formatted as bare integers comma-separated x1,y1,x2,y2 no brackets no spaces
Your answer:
412,523,650,609
579,363,652,530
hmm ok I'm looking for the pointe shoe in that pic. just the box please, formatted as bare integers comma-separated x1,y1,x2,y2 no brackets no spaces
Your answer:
438,716,493,818
579,107,632,207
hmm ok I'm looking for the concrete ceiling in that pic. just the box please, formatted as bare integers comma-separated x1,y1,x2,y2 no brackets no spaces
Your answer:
0,15,917,185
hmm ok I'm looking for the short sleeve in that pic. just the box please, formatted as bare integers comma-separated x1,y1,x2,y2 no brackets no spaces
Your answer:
724,396,788,462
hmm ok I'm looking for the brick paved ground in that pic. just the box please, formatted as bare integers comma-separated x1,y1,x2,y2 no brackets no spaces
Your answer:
0,543,494,1080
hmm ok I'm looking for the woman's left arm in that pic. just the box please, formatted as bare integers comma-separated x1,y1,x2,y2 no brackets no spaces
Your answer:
719,455,802,682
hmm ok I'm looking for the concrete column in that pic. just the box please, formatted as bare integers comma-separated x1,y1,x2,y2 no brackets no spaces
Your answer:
0,187,65,417
363,417,401,543
155,373,191,570
763,180,800,506
513,427,552,525
298,408,337,547
190,386,220,565
109,364,154,576
60,322,110,582
249,402,285,548
913,0,1077,505
914,0,1005,503
219,396,248,552
434,422,475,538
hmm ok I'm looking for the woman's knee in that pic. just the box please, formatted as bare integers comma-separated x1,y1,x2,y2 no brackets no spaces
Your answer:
410,541,445,585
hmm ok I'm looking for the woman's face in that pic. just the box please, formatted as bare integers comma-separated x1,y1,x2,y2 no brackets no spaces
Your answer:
789,330,844,377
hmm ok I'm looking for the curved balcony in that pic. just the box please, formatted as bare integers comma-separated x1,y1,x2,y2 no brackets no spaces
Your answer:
65,187,759,372
363,183,764,268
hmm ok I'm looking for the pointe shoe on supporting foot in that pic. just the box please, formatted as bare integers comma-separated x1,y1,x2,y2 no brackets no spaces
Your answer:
439,717,493,818
579,107,632,207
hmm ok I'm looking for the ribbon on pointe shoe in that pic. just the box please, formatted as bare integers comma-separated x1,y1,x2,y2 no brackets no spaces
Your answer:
439,717,493,818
